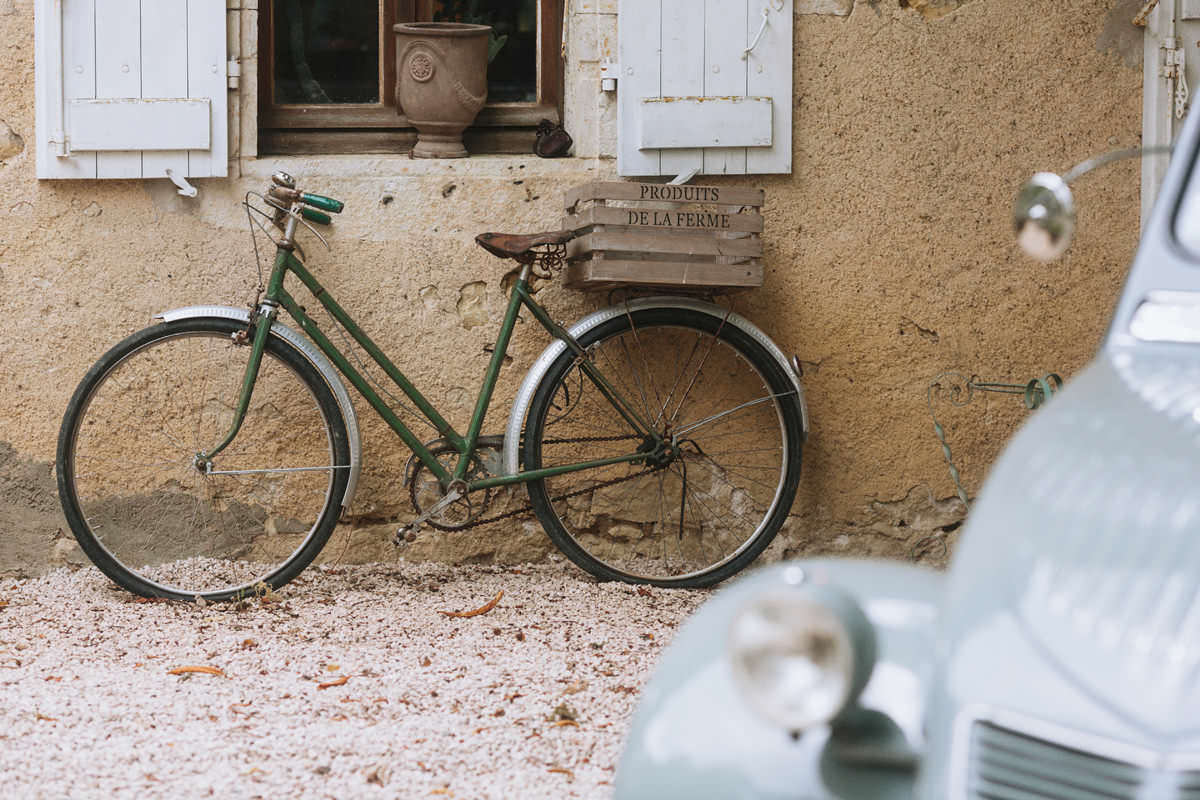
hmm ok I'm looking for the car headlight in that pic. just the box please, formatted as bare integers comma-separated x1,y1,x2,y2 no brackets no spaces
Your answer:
728,574,878,733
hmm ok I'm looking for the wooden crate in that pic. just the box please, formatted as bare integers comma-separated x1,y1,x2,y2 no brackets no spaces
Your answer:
562,182,765,293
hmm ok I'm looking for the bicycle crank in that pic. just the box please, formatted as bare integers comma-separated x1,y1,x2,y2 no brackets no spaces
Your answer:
394,483,467,545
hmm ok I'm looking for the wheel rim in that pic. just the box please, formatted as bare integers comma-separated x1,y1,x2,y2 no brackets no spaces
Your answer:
531,320,792,583
64,329,341,599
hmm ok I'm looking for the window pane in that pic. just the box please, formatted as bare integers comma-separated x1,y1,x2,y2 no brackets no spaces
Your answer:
274,0,380,104
433,0,538,103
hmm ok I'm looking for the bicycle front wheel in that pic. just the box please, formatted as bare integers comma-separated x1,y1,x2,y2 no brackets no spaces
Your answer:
523,307,804,588
56,318,351,601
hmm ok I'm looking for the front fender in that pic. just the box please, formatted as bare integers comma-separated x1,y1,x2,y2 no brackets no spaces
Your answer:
501,296,810,476
155,305,363,509
615,559,942,800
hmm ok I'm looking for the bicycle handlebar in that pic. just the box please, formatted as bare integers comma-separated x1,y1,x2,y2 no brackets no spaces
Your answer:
299,207,332,226
300,192,344,214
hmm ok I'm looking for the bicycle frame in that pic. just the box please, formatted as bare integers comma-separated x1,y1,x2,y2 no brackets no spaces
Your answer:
200,233,663,494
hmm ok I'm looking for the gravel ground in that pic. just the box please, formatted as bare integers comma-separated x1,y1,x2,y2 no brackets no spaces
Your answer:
0,560,708,799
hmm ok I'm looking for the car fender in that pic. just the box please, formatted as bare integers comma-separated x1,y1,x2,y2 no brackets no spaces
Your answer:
501,296,810,477
615,559,943,800
155,305,363,510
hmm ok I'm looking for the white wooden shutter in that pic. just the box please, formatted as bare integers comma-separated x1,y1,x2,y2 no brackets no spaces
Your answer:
35,0,228,180
1143,0,1200,223
618,0,793,177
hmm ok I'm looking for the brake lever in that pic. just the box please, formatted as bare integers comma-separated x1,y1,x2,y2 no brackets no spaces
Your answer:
261,194,329,253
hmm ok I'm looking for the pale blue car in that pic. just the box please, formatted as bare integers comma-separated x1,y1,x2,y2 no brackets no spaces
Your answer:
615,101,1200,800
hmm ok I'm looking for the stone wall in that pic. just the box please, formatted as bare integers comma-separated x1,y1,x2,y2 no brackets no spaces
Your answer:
0,0,1143,576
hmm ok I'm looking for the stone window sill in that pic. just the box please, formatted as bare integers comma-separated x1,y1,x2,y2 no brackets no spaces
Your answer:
241,154,611,181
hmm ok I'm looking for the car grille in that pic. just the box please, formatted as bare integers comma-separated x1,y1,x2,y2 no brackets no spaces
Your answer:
965,721,1200,799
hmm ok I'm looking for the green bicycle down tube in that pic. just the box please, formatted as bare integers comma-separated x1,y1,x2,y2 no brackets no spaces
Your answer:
455,278,527,481
276,289,453,486
516,285,657,439
283,253,466,454
199,250,289,461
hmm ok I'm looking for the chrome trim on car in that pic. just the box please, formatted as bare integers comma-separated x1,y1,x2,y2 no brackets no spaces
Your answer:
155,305,363,509
1130,291,1200,343
501,296,810,477
949,705,1200,798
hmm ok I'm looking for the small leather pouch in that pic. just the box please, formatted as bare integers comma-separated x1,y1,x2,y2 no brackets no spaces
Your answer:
534,119,572,158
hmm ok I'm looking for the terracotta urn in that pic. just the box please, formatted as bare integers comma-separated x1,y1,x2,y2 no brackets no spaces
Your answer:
394,22,491,159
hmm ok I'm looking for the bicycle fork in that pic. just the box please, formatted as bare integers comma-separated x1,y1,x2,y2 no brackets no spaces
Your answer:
193,299,280,470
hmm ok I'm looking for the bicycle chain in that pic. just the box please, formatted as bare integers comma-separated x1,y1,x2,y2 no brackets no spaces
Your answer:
441,433,661,532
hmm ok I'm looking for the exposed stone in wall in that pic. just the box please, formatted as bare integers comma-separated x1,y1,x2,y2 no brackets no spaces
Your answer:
900,316,940,344
777,488,965,569
0,442,64,578
860,486,964,542
797,0,854,15
456,281,489,329
420,285,439,311
1097,0,1147,68
898,0,974,20
0,119,23,163
0,0,13,16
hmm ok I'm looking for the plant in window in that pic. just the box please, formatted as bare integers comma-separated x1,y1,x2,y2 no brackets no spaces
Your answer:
432,0,509,63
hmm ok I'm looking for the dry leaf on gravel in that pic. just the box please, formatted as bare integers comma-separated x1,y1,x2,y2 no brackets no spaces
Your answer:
551,703,577,722
548,767,575,780
439,590,504,618
317,676,349,690
166,666,225,677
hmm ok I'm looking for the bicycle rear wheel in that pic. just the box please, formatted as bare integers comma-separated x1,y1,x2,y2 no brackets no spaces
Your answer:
56,318,351,601
522,307,804,588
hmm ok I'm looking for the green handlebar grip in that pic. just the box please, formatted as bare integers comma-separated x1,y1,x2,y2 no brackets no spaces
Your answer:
301,193,344,214
300,207,332,225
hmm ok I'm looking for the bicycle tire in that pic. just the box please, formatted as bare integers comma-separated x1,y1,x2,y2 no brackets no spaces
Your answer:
56,318,351,602
522,307,804,588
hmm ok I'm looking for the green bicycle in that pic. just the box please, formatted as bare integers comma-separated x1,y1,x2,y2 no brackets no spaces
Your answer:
55,172,809,602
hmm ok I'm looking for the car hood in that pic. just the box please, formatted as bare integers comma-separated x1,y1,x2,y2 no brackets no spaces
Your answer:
940,347,1200,741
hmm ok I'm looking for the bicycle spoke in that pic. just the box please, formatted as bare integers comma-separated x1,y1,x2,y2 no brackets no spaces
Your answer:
673,391,796,437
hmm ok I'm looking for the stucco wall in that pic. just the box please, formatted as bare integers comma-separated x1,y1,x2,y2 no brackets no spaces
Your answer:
0,0,1143,576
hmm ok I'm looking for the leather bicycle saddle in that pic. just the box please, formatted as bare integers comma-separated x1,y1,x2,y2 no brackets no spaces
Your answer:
474,230,576,260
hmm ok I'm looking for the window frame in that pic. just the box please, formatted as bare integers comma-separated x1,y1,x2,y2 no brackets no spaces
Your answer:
258,0,564,155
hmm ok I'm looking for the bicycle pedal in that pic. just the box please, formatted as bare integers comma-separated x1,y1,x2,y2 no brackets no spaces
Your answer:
392,523,420,546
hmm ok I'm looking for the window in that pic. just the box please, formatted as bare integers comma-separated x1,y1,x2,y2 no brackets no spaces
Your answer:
258,0,564,155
